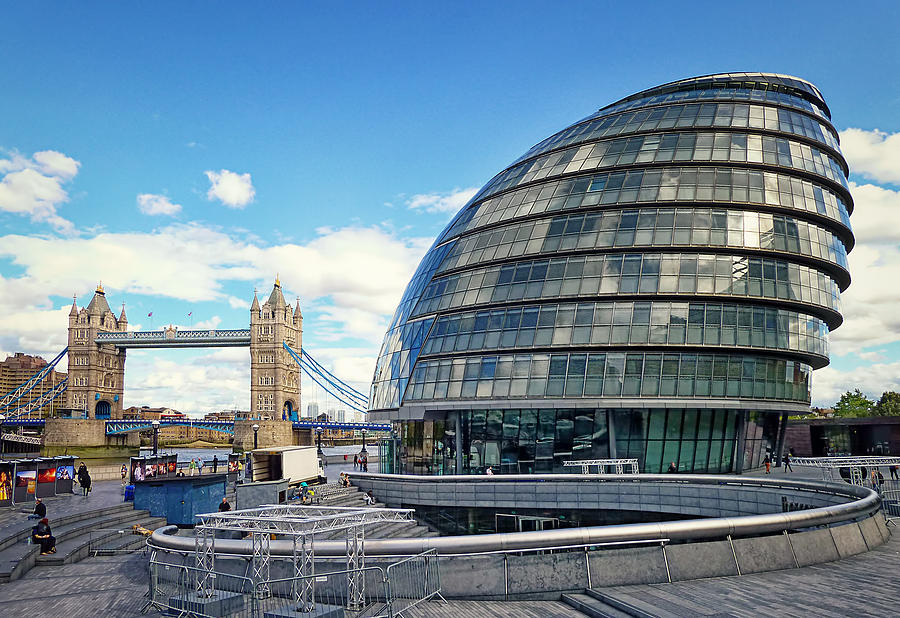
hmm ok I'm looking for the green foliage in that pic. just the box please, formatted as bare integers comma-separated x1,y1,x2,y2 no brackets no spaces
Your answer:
875,391,900,416
832,389,875,418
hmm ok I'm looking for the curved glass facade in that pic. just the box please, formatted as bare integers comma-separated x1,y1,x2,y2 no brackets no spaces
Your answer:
372,73,853,475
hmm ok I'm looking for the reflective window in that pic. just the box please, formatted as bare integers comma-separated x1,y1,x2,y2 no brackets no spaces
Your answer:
406,352,811,404
413,253,842,320
447,166,851,244
515,101,840,165
440,207,849,275
478,132,847,201
370,316,434,410
421,301,829,360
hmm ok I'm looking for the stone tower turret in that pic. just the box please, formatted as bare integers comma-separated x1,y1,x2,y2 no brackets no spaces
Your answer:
249,277,301,420
66,283,128,419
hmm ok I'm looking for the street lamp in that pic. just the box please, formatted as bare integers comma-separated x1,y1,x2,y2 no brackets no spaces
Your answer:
252,423,260,450
0,414,5,455
315,427,323,457
360,428,368,455
151,420,160,455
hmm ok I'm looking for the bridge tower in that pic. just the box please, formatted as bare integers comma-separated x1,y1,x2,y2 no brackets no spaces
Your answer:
66,284,128,419
250,278,301,420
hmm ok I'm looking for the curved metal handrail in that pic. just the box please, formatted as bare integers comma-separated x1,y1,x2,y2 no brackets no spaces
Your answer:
149,474,881,558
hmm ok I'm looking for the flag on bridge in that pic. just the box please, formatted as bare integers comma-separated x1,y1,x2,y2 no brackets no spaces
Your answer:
188,312,192,317
148,312,153,317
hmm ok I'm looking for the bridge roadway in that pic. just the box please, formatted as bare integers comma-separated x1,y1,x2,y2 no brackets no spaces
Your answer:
0,417,389,435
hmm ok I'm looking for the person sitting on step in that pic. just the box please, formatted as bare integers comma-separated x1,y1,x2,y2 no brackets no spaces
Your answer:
32,518,56,555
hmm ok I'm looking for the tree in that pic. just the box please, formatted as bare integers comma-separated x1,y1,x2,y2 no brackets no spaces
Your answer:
832,389,875,418
875,391,900,416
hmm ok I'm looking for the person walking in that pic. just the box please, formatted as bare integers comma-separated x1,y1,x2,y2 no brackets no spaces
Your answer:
189,459,197,476
890,464,899,481
353,454,358,471
763,455,771,474
198,459,204,475
783,452,793,473
121,464,128,486
31,518,56,555
485,466,494,475
667,462,677,473
218,497,231,512
212,456,218,474
77,463,91,497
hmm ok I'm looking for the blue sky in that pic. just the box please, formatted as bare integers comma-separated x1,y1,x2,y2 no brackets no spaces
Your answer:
1,2,899,414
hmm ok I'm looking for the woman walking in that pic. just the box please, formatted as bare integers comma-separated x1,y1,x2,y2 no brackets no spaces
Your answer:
77,463,91,497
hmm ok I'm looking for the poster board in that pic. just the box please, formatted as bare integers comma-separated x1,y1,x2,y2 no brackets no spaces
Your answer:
0,461,13,507
36,458,57,498
14,460,37,503
130,457,146,483
54,456,75,494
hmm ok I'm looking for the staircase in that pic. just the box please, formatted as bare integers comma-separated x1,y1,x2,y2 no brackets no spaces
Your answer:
561,589,657,618
0,502,165,582
317,484,440,538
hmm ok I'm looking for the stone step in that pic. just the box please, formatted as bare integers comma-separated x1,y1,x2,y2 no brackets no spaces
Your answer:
35,515,166,565
562,593,633,618
584,590,659,618
0,507,152,582
0,502,136,553
90,530,152,556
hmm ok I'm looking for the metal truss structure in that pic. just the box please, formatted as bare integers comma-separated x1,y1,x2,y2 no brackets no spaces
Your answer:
95,328,251,348
564,458,640,474
792,456,900,485
0,347,67,411
193,504,415,612
0,432,41,445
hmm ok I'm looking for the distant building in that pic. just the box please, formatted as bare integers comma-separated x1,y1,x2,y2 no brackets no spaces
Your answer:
0,353,68,418
305,402,319,419
122,405,230,444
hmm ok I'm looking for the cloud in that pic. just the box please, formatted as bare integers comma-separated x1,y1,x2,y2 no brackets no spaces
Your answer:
813,360,900,407
407,187,478,214
0,149,79,232
137,193,182,216
839,128,900,185
205,169,255,208
828,182,900,355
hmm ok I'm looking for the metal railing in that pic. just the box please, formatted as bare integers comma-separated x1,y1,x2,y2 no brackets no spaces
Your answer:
147,548,441,617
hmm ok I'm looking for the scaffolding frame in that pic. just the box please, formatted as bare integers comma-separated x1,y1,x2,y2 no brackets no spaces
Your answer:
193,504,414,612
791,456,900,485
563,458,640,474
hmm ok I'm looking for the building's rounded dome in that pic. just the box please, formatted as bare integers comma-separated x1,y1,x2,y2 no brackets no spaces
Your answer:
370,73,852,475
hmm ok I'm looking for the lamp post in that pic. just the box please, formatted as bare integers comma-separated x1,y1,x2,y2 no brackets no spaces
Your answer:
151,420,160,455
360,428,368,455
0,414,5,455
389,428,399,474
252,423,260,450
315,427,323,458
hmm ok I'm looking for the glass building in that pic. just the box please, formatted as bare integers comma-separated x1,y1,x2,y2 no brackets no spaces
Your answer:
370,73,853,475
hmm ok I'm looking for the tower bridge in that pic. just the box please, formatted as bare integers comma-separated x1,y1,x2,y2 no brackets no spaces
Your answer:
0,279,377,453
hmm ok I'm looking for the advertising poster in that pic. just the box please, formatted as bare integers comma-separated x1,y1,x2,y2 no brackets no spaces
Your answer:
0,463,13,506
157,461,167,476
14,469,36,502
131,459,145,483
36,464,56,498
168,460,177,473
56,465,75,493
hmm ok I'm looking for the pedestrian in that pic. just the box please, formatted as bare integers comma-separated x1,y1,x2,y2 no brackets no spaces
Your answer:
218,497,231,512
763,455,771,474
212,455,218,474
77,463,91,496
353,454,358,471
485,466,494,475
28,497,46,520
362,455,368,473
198,459,204,475
31,518,56,555
783,452,793,473
189,459,197,476
121,464,128,485
871,469,880,492
877,468,885,489
667,462,677,473
890,465,899,481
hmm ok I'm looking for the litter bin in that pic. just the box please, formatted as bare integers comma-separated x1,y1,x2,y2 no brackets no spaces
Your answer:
124,484,135,501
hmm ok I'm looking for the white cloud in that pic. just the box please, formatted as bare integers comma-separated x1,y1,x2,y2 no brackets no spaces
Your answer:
0,149,79,232
137,193,182,216
839,128,900,185
813,360,900,407
407,187,478,214
828,182,900,355
205,169,255,208
857,350,887,362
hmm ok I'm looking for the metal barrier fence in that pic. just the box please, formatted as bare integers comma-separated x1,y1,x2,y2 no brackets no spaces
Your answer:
147,548,442,617
882,483,900,526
